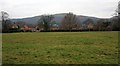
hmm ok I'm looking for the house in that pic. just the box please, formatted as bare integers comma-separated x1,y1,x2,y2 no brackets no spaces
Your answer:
20,25,33,32
82,19,95,30
11,22,19,29
87,22,94,30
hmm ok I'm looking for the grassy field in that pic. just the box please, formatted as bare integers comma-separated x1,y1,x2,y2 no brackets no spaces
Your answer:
2,32,118,64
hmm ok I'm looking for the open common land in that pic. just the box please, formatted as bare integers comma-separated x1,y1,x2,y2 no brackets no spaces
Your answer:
2,32,118,64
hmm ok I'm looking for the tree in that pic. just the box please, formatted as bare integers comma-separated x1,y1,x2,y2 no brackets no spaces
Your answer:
1,11,9,22
118,1,120,17
118,1,120,30
60,12,80,31
95,19,111,31
1,11,11,32
109,16,119,31
37,15,54,31
109,1,120,31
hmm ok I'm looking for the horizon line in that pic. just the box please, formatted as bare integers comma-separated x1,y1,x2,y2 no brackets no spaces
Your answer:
10,12,113,19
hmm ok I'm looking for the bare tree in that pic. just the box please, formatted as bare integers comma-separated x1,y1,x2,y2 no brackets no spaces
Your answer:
95,19,111,31
110,16,119,31
118,1,120,16
118,1,120,29
1,11,11,32
60,12,80,31
37,15,54,31
109,1,120,31
1,11,9,22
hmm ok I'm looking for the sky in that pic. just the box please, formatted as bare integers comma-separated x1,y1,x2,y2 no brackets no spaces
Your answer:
0,0,119,18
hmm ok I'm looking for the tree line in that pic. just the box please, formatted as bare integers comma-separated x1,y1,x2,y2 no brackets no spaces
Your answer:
1,12,119,33
37,12,119,32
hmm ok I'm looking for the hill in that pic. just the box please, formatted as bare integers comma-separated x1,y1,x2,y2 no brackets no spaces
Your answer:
11,13,109,25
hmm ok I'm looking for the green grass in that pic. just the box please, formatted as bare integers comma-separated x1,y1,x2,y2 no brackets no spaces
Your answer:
2,32,118,64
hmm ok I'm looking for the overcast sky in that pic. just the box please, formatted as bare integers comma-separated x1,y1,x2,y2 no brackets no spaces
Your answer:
0,0,119,18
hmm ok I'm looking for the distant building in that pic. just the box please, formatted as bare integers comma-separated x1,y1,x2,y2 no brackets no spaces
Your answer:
50,24,59,30
20,25,33,32
87,23,94,30
11,22,19,29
